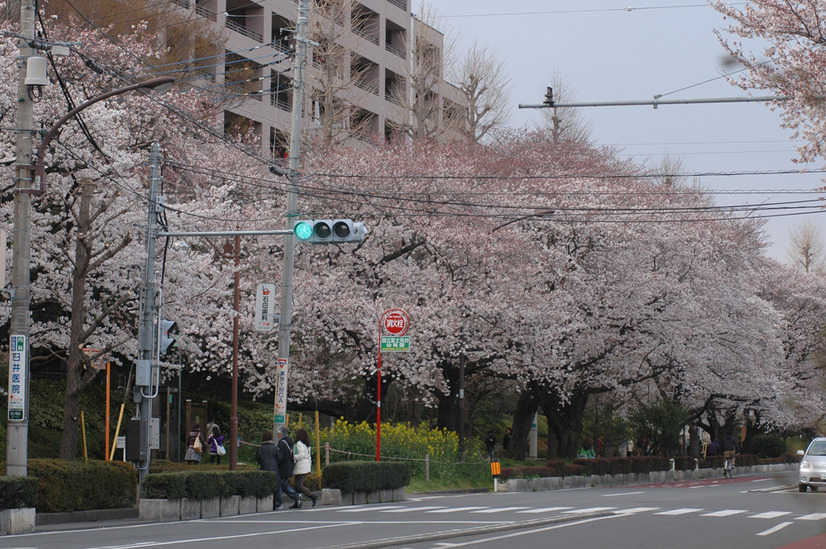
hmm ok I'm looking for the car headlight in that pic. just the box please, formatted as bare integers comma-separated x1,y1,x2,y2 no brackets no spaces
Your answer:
801,460,811,471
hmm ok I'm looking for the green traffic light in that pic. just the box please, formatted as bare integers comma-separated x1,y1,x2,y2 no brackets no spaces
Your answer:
294,221,313,241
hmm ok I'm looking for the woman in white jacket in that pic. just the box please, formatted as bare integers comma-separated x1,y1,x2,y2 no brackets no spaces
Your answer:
293,428,317,507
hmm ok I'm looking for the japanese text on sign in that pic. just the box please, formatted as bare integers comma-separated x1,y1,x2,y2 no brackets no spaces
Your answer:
8,335,27,420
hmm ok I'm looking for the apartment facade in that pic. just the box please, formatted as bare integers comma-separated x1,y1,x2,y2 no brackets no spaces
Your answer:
169,0,466,158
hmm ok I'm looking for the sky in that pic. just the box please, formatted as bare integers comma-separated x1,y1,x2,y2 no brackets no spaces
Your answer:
421,1,826,263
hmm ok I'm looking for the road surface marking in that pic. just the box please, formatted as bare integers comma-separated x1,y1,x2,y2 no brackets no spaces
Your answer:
603,491,644,497
336,505,405,512
613,507,660,515
515,506,574,514
757,522,793,536
426,507,488,514
381,506,447,513
470,507,530,513
749,511,791,519
654,508,704,515
563,507,617,514
701,509,747,517
797,513,826,521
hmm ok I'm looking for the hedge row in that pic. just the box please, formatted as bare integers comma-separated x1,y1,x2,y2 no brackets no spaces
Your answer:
0,476,38,509
141,470,279,499
322,461,410,492
28,459,136,513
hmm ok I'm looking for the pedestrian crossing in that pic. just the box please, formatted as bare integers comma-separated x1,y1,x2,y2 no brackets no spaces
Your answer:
325,503,826,522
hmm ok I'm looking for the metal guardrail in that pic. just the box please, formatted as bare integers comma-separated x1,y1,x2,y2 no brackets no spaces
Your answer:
386,43,405,59
355,79,379,95
353,27,379,46
226,18,263,42
194,3,216,21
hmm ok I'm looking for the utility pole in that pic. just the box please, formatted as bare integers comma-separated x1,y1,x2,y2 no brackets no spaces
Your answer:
274,0,309,432
6,0,37,477
134,143,162,490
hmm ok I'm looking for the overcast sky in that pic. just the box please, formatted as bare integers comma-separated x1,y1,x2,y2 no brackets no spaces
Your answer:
422,1,826,263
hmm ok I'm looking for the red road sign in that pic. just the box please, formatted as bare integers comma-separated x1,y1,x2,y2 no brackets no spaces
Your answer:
382,309,409,336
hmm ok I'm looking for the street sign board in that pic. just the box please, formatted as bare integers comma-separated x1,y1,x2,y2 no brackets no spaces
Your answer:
8,334,26,421
382,309,409,336
381,336,410,352
255,283,276,332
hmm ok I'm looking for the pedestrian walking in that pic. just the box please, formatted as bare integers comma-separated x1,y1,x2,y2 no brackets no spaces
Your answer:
207,426,225,465
293,428,317,507
275,426,302,509
256,431,280,508
485,430,496,460
184,423,205,464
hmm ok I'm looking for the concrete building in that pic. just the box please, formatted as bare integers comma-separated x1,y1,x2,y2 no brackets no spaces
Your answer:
169,0,466,158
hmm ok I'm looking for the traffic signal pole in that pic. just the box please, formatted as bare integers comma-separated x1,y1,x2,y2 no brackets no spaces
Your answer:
274,0,309,433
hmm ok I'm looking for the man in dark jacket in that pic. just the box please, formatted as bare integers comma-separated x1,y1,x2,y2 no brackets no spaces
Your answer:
256,431,281,509
275,426,303,509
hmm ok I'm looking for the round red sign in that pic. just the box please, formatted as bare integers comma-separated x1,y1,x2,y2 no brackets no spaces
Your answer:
383,309,409,336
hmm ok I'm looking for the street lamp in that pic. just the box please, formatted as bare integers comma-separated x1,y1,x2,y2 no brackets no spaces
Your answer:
6,74,175,476
27,76,175,190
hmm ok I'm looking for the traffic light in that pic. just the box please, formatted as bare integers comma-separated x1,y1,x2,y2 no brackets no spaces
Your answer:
543,86,554,106
159,319,178,356
293,219,366,244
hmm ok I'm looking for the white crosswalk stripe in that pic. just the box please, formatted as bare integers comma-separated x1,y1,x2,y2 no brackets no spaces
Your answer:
654,508,704,515
749,511,792,519
797,513,826,521
563,507,617,514
514,506,574,514
470,507,530,514
426,506,488,514
614,507,661,515
381,506,447,513
337,505,406,513
701,509,747,517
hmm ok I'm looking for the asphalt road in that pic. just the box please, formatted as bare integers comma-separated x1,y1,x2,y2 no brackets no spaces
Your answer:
3,470,825,549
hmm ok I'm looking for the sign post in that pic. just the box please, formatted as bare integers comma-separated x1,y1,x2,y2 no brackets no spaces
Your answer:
255,283,277,332
377,309,410,461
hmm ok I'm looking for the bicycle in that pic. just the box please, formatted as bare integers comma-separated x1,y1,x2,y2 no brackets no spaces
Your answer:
723,450,735,478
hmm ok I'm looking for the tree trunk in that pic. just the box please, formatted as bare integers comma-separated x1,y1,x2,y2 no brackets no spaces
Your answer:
506,388,537,460
540,387,589,458
60,180,93,460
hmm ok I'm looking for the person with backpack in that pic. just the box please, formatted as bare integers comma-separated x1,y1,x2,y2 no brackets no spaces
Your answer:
275,426,302,509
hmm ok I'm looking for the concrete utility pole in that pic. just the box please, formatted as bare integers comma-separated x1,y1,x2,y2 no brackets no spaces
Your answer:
134,143,163,490
6,0,37,477
274,0,309,432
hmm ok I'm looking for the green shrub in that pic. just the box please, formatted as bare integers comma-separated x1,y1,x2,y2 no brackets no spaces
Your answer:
322,461,410,492
750,434,786,458
141,470,279,499
28,459,136,512
0,476,38,509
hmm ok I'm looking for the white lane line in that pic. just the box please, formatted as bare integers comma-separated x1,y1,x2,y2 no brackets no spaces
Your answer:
426,507,488,514
381,506,447,513
798,513,826,521
757,522,794,536
515,506,574,514
752,478,772,483
654,508,704,516
337,505,405,513
470,507,530,514
749,511,792,519
701,509,747,517
563,507,617,514
613,507,660,515
603,491,644,497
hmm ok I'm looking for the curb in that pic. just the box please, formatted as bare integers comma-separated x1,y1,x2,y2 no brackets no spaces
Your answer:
36,507,139,526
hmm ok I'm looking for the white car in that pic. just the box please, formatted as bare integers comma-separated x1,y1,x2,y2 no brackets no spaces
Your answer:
798,437,826,492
